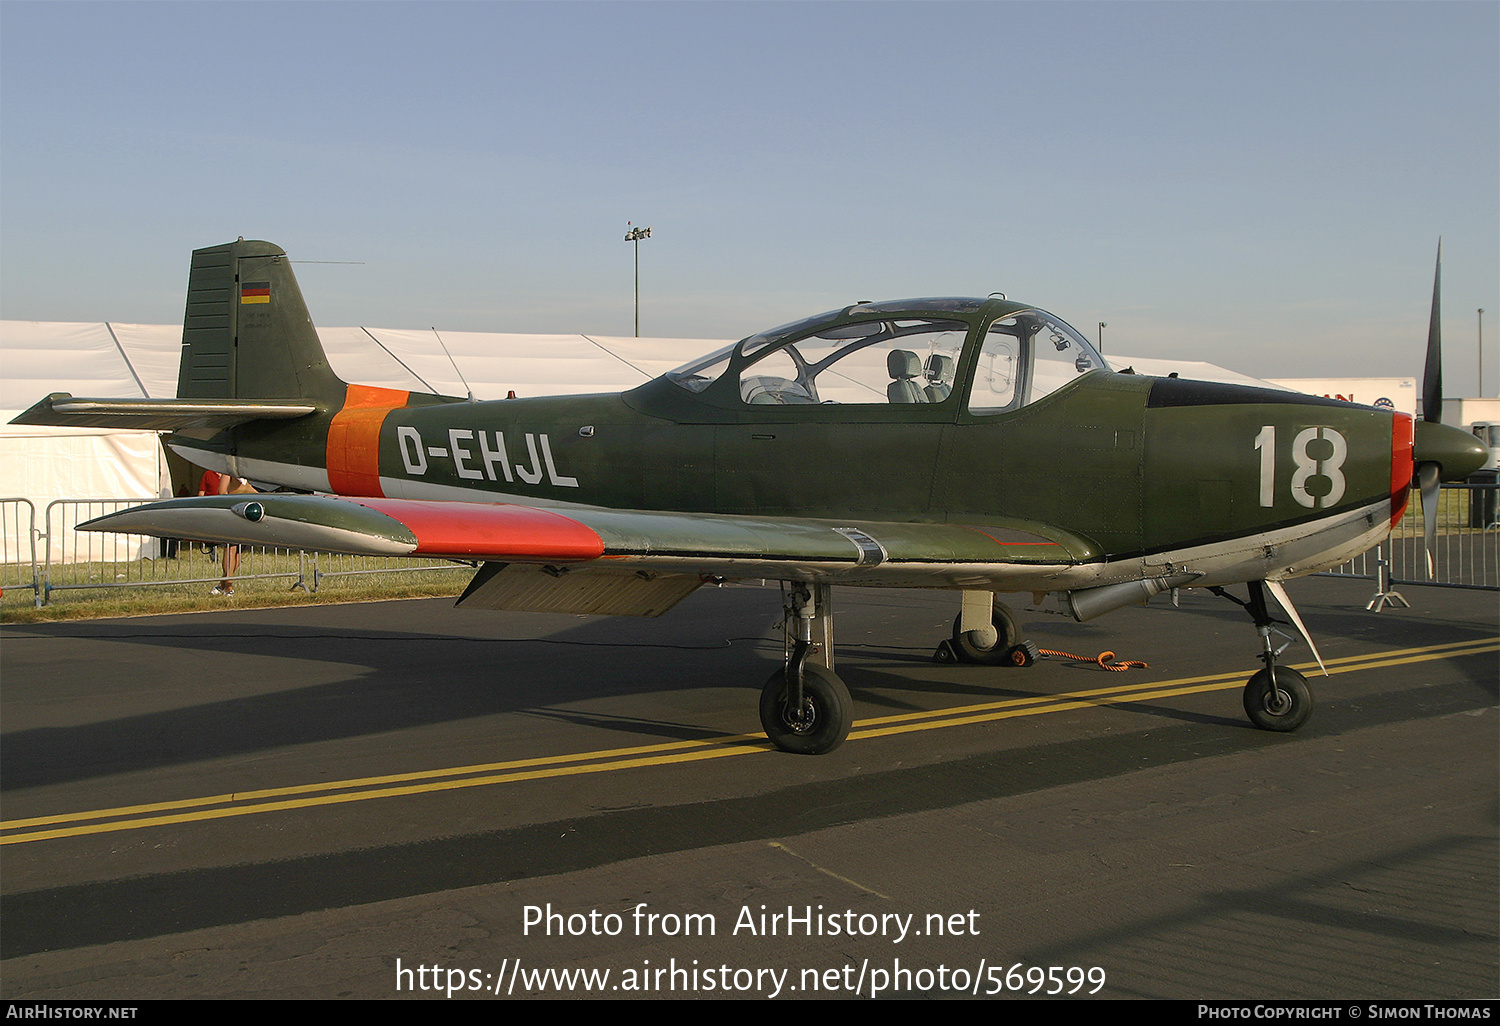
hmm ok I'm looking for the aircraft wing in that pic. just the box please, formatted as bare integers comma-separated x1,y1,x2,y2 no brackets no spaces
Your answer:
79,494,1097,615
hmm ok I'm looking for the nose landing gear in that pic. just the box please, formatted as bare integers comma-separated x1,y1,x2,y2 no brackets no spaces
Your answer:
1212,580,1318,732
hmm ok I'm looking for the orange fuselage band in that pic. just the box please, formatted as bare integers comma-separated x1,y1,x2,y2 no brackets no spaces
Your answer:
326,385,410,496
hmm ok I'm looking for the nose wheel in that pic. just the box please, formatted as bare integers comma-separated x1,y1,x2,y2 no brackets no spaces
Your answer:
1212,581,1317,733
1243,666,1313,731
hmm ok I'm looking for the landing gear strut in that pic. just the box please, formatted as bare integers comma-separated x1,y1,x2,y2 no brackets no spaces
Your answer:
1212,581,1315,732
759,583,852,754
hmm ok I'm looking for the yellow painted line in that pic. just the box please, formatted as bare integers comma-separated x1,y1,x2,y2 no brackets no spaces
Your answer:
0,733,769,831
1,741,775,845
3,636,1492,846
853,636,1497,734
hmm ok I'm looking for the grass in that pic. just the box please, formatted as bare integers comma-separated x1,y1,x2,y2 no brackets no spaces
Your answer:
1,544,472,623
1394,484,1497,534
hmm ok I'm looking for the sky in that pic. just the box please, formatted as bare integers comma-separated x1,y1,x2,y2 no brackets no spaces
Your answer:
2,1,1496,395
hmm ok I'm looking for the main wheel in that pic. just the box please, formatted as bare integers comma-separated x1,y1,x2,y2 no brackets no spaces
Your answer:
949,603,1022,665
760,664,853,755
1243,666,1313,732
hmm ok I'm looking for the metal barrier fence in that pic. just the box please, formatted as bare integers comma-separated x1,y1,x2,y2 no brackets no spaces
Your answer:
1318,481,1499,604
43,498,312,601
0,498,472,607
0,498,41,608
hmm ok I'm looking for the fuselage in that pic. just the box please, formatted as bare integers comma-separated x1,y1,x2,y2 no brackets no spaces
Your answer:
176,368,1416,592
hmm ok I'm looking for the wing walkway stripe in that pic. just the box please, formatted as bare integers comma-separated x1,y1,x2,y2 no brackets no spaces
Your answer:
3,637,1492,845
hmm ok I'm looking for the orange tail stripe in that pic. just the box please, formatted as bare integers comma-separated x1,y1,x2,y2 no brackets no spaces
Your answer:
327,385,410,496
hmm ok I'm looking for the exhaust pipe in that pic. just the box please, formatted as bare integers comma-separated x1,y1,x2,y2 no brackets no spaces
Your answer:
1061,577,1176,622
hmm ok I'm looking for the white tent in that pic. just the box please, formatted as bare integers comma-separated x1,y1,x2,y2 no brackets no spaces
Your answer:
315,327,716,399
1,323,176,561
0,321,718,409
1108,355,1295,391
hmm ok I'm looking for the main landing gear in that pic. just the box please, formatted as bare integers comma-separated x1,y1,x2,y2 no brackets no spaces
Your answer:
756,582,1312,752
757,586,1037,754
934,590,1040,667
760,582,852,754
1211,580,1315,732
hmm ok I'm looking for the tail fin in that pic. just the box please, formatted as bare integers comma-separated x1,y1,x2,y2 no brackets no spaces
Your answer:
8,239,335,430
177,239,346,404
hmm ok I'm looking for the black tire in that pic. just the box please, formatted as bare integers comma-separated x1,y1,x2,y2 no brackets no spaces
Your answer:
760,664,853,755
949,603,1022,665
1243,666,1313,732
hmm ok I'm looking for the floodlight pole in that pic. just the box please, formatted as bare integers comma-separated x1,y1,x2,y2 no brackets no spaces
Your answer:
1098,322,1107,353
1479,308,1485,398
625,224,652,337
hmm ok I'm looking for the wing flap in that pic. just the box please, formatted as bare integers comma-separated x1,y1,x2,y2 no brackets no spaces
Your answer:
456,561,704,616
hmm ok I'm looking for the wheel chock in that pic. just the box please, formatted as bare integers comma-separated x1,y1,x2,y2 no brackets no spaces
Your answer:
933,639,959,664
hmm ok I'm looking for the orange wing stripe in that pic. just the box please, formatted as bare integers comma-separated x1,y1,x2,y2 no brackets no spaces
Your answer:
326,385,410,496
353,499,606,559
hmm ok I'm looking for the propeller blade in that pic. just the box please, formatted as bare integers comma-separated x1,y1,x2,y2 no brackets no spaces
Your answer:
1418,460,1441,578
1423,240,1443,423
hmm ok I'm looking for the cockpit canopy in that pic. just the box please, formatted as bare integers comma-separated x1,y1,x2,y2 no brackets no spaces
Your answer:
664,297,1109,414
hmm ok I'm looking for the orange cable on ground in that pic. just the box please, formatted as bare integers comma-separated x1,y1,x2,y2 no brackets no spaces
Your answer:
1037,648,1148,671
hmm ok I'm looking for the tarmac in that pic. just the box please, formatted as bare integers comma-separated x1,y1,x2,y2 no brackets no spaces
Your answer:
1,575,1495,999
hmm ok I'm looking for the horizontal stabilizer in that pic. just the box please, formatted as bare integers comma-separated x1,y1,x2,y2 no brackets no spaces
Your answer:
9,393,316,430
